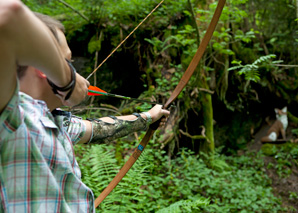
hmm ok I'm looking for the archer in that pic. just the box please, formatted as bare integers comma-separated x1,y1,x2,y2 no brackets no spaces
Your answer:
0,1,169,212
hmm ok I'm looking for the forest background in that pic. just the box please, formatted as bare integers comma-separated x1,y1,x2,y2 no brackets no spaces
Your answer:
23,0,298,212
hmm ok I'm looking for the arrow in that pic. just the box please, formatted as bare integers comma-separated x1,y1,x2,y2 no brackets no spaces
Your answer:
88,86,160,105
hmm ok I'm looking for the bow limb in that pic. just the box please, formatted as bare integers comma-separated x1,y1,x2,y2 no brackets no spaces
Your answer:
94,128,155,207
164,0,226,108
94,0,226,207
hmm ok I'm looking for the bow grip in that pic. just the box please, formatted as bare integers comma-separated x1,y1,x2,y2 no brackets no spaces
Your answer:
149,116,165,130
149,104,167,130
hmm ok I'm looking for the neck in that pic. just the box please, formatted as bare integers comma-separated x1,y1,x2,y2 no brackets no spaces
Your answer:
19,70,62,111
44,93,61,111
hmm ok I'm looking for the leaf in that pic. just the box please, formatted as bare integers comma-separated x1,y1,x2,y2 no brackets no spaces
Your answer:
88,37,102,54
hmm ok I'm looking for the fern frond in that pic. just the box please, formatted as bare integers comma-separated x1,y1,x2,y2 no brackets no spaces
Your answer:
82,144,118,196
229,54,276,82
252,54,276,65
228,65,244,71
99,148,153,212
156,198,210,213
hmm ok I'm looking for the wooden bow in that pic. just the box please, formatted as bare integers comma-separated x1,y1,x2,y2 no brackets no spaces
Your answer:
94,0,226,208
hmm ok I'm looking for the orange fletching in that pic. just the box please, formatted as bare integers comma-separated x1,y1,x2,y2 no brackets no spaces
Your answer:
88,86,107,96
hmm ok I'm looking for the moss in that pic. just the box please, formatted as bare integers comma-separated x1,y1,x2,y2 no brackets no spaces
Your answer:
261,142,298,156
261,144,278,156
120,107,134,115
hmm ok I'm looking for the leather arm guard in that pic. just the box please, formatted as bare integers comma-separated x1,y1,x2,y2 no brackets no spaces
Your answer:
87,113,149,144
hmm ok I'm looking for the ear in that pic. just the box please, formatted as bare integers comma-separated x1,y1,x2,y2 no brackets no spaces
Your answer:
274,108,279,114
282,106,287,113
35,69,47,79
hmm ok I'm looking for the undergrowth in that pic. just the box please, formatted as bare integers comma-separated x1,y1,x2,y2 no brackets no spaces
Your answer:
262,142,298,178
74,136,289,212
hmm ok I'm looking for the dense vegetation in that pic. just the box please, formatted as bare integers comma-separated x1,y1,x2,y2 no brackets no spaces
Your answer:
75,140,298,212
23,0,298,211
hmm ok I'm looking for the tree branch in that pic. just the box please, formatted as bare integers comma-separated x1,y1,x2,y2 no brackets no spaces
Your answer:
198,88,214,94
179,129,209,142
57,0,89,22
273,64,298,68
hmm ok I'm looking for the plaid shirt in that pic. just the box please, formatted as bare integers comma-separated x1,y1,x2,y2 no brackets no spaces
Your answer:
0,85,94,213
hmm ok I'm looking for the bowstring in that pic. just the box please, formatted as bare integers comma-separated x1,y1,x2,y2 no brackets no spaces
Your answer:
86,0,165,80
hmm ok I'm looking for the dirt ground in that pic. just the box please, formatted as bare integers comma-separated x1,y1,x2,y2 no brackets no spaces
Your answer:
247,122,298,211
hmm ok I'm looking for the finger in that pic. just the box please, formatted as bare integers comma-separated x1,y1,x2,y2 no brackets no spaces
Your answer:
161,109,170,117
86,79,90,87
159,122,165,127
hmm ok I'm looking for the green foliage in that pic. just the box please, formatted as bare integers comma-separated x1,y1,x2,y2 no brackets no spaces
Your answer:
74,141,288,212
21,0,298,208
229,54,277,82
234,29,257,43
75,139,154,212
292,128,298,136
74,144,118,197
289,191,298,201
288,111,298,124
156,198,210,213
88,36,102,54
261,143,278,156
212,27,235,56
262,143,298,178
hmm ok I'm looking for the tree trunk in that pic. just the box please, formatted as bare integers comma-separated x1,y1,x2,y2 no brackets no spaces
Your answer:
296,0,298,21
199,70,214,154
193,0,215,154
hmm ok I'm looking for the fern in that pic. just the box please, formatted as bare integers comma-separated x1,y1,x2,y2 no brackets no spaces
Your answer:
228,54,276,82
89,145,118,192
75,142,286,212
252,54,276,65
74,142,151,212
75,144,118,197
156,198,210,213
98,147,152,212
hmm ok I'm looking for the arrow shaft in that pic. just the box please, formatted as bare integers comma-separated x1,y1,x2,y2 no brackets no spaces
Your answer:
88,89,159,105
107,93,131,100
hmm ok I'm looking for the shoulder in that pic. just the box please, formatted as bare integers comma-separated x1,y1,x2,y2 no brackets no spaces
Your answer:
0,87,51,136
19,92,49,113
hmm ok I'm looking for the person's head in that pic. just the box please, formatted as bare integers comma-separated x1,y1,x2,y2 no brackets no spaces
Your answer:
34,12,65,40
34,12,71,60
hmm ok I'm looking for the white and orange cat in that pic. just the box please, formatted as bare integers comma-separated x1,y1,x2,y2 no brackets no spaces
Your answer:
261,107,288,143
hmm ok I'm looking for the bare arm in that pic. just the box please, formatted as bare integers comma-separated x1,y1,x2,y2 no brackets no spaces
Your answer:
0,0,88,112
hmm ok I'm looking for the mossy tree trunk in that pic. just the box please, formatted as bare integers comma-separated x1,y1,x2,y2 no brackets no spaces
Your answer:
198,70,215,154
188,0,215,154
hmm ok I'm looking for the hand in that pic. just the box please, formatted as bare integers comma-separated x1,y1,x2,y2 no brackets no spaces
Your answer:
147,104,170,126
58,73,90,106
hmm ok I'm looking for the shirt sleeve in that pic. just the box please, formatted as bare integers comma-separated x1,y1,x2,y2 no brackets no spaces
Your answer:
66,116,87,145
